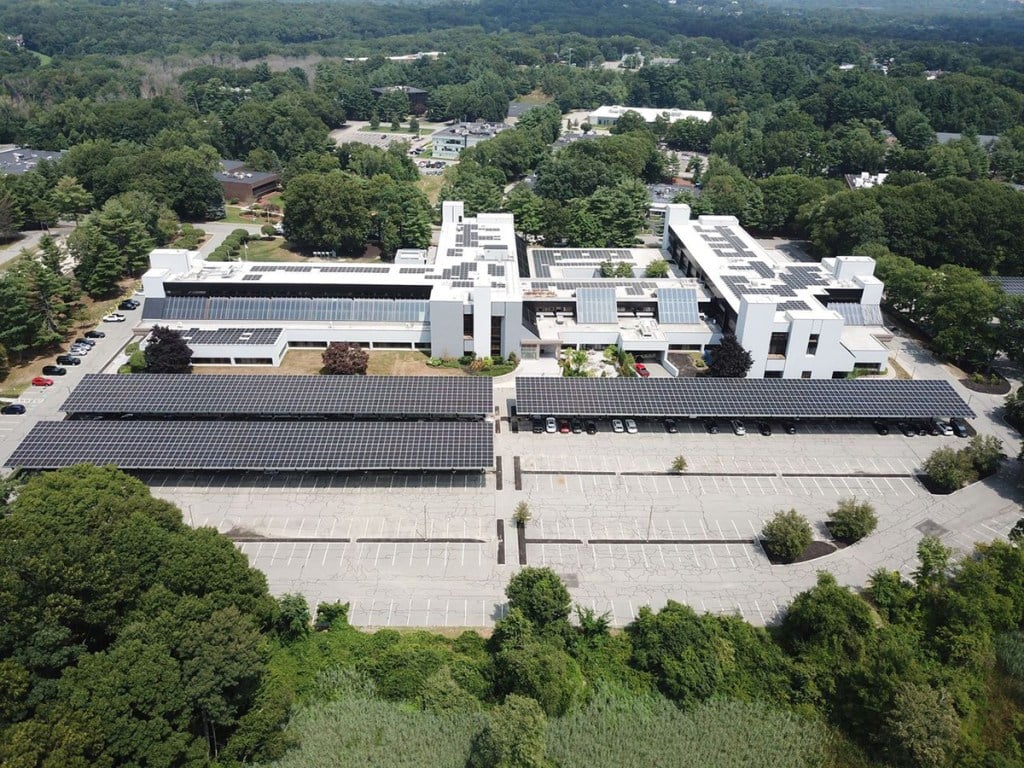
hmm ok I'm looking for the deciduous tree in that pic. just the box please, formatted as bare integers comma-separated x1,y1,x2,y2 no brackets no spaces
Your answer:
322,342,369,375
144,325,193,373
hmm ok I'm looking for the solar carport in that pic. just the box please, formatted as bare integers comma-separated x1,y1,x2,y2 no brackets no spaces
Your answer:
7,421,494,471
62,375,493,420
514,378,974,420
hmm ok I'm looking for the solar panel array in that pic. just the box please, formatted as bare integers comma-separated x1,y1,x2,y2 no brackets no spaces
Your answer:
986,276,1024,296
145,297,430,323
657,287,700,324
576,287,618,324
180,328,282,346
250,264,390,274
7,421,494,471
531,249,633,278
524,280,658,297
827,303,885,326
515,378,974,419
61,375,494,418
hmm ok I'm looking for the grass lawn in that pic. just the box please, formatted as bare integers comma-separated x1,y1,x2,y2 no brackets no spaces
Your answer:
513,90,554,105
222,206,274,226
417,174,446,205
241,238,306,262
358,125,425,136
367,350,466,376
193,349,325,376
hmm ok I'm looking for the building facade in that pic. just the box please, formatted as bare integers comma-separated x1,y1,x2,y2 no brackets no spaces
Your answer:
431,122,507,159
588,105,713,127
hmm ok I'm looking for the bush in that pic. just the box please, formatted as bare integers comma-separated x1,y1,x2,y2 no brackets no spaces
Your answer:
964,434,1005,476
644,259,669,278
670,456,687,473
315,601,350,631
261,223,277,237
922,446,977,493
506,567,572,629
826,498,878,544
322,342,369,375
761,509,813,562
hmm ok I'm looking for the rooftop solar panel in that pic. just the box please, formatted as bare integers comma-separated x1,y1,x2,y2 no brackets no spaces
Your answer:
576,287,618,324
149,297,430,323
6,421,493,471
61,375,493,419
657,287,700,324
514,378,974,419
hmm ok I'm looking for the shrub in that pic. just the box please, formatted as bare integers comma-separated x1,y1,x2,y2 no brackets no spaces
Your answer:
315,601,350,631
322,342,369,375
261,223,277,237
506,567,572,629
645,259,669,278
761,509,813,562
922,446,976,493
513,502,532,526
826,498,878,544
670,456,687,473
964,434,1005,476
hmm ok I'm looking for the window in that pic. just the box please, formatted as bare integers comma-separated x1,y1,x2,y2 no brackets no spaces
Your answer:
807,333,820,356
801,371,812,379
768,332,789,357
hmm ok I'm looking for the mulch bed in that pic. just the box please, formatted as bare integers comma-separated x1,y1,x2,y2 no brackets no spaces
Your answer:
667,352,704,378
960,377,1011,395
762,540,837,565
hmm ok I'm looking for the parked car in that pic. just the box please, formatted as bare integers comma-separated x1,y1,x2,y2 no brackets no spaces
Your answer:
532,418,545,434
611,418,625,433
704,420,719,434
634,363,650,378
584,420,598,435
118,299,140,310
545,416,557,434
664,418,678,433
571,419,583,434
42,365,67,376
31,376,54,386
949,417,969,438
625,419,639,434
55,355,82,365
102,313,126,323
782,421,797,434
84,330,106,339
757,420,772,436
558,419,571,434
872,419,890,436
70,345,90,355
918,420,939,436
1,403,26,415
730,419,746,436
74,337,96,347
896,421,916,437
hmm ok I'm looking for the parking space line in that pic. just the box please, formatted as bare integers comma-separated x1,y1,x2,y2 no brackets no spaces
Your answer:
444,600,450,627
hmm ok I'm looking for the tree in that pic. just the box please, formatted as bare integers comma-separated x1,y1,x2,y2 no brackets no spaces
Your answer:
922,446,975,493
826,498,878,544
275,594,311,642
1005,388,1024,431
0,342,8,382
885,682,961,768
469,694,549,768
1009,518,1024,545
51,176,92,222
609,110,649,135
322,342,369,375
913,536,953,591
505,567,571,630
963,434,1005,476
707,334,753,378
495,639,585,717
144,326,193,373
559,349,591,378
761,509,813,562
645,259,669,278
282,171,372,254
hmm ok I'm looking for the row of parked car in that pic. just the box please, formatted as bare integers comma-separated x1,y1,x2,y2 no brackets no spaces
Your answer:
528,416,969,437
1,299,139,416
873,417,969,437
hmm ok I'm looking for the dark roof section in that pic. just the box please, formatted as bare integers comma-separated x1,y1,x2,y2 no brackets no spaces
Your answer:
514,378,974,419
986,276,1024,296
6,420,493,471
61,374,493,419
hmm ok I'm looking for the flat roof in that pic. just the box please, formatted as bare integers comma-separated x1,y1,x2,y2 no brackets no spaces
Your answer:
7,420,494,472
514,377,974,419
589,105,713,123
61,374,494,419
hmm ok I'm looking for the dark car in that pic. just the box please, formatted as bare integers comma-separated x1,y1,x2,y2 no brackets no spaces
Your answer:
949,417,969,438
782,421,797,434
55,355,81,365
704,420,720,434
664,418,678,434
42,365,67,376
584,420,598,435
84,330,106,339
757,421,772,436
571,419,583,434
917,420,937,436
532,418,545,434
118,299,140,310
896,421,916,437
872,419,890,436
1,403,26,415
74,337,96,347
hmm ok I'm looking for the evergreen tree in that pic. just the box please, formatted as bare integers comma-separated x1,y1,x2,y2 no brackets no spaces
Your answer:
707,334,753,378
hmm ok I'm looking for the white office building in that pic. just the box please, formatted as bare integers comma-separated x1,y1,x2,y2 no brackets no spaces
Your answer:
588,105,713,127
139,201,887,378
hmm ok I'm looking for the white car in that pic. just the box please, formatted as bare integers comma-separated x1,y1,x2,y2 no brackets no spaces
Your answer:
102,313,126,323
730,419,747,436
931,417,953,436
625,419,639,434
611,418,625,433
545,416,557,434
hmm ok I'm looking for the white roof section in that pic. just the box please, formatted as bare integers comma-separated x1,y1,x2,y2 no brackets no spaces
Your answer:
589,105,713,124
668,213,879,321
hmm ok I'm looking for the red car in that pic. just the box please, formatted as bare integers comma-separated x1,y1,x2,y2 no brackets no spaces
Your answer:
634,363,650,378
32,376,54,387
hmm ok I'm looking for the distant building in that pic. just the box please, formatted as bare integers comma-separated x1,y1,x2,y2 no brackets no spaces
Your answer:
588,105,713,127
215,160,280,203
371,85,428,115
0,145,65,175
845,172,888,190
431,122,508,159
935,132,998,148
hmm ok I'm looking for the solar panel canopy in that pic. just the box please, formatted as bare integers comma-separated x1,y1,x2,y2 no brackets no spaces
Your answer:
62,375,493,419
515,378,974,419
7,421,493,471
